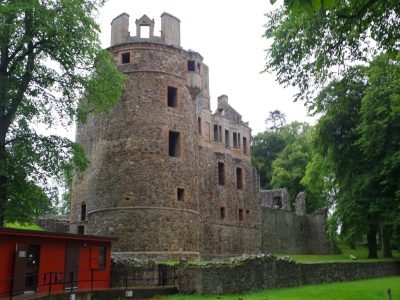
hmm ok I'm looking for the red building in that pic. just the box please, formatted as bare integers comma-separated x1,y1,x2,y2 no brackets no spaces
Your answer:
0,228,117,297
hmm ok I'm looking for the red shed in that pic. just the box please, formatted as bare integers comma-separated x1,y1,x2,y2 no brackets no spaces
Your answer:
0,228,117,297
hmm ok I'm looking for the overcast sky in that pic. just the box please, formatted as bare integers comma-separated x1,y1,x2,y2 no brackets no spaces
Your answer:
96,0,314,134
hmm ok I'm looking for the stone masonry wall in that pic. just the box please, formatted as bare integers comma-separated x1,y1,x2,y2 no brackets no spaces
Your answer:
176,257,400,294
261,208,331,254
71,42,201,256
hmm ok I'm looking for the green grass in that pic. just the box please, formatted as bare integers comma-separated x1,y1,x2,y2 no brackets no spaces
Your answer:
5,221,44,231
276,243,400,263
164,276,400,300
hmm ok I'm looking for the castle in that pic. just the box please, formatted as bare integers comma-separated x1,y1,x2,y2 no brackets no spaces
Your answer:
70,13,331,258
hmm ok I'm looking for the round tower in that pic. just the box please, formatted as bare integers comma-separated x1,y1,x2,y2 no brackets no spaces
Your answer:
70,13,205,258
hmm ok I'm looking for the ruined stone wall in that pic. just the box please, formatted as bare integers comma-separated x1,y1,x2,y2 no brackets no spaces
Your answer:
176,258,400,294
196,95,261,255
260,208,331,254
37,215,70,233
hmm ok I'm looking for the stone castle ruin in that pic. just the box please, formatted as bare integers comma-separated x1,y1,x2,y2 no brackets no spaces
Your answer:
69,13,331,258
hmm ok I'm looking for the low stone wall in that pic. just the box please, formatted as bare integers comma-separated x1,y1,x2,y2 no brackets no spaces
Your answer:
176,256,400,294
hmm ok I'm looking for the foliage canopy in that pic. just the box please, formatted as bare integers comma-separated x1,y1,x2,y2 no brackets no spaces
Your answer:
0,0,126,225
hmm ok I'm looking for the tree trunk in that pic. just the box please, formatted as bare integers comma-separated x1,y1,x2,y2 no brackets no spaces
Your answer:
367,223,378,258
381,225,393,258
0,138,7,227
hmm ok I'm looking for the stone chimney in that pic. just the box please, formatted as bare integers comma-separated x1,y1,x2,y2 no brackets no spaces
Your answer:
111,13,130,46
161,12,180,47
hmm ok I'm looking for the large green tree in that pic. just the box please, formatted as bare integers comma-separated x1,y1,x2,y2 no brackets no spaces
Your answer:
309,54,400,257
265,0,400,102
0,0,126,226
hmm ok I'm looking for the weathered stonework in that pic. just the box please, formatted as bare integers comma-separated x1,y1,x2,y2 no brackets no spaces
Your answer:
70,12,259,257
70,12,330,258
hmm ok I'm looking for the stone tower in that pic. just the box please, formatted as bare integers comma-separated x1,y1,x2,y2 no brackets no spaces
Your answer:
70,13,261,258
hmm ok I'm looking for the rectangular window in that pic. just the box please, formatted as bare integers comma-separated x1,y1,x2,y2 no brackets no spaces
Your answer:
243,137,248,154
77,226,84,235
188,60,196,71
121,52,130,64
220,207,225,219
213,125,218,141
98,247,106,269
233,132,238,148
214,125,222,142
198,117,202,135
169,131,180,157
225,130,229,148
238,133,241,148
236,167,243,189
239,208,244,221
167,86,178,107
218,162,225,185
205,122,210,141
177,188,185,201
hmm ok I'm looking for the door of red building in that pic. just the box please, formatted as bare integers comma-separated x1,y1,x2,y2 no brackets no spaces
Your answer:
12,244,29,295
64,243,80,290
12,244,41,295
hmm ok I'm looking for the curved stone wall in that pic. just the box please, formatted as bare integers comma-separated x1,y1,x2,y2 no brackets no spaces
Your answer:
71,42,201,254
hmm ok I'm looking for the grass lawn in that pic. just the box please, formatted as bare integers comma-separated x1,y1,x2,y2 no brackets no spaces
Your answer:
164,276,400,300
276,243,400,263
5,221,44,231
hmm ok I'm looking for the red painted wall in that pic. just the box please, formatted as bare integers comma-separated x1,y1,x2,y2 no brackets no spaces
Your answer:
0,232,113,296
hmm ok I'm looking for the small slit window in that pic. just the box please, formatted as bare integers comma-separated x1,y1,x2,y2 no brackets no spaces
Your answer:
236,167,243,189
121,52,130,64
198,117,202,135
239,209,244,221
169,131,180,157
220,207,225,219
218,162,225,185
188,60,196,71
177,188,185,201
167,86,178,107
80,202,86,221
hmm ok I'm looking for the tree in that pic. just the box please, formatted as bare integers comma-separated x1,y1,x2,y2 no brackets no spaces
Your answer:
0,0,126,226
265,109,286,131
265,0,400,102
252,130,287,188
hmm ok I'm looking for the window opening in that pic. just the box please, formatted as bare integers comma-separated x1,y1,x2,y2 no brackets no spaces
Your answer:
167,86,178,107
225,130,229,147
177,188,185,201
220,207,225,219
197,62,201,72
246,209,250,215
236,167,243,189
218,126,222,142
77,226,85,235
238,133,241,148
169,131,180,157
121,52,130,64
233,132,238,148
198,117,202,135
272,196,283,208
243,137,248,154
98,247,106,269
80,203,86,221
140,25,150,38
239,209,244,221
218,162,225,185
188,60,196,71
